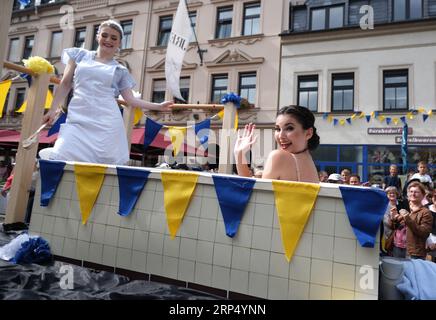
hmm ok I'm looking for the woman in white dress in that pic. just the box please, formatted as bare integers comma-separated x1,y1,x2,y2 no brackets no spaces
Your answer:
43,20,172,165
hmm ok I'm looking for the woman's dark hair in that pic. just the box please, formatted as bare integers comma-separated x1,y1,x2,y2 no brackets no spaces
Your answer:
277,105,320,150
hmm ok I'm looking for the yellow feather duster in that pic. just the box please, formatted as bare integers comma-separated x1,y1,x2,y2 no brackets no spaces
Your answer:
22,56,55,75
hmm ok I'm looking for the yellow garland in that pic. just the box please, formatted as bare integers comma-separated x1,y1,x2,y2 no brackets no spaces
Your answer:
22,56,54,75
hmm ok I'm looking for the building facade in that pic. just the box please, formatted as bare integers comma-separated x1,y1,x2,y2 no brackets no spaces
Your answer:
280,0,436,183
2,0,296,167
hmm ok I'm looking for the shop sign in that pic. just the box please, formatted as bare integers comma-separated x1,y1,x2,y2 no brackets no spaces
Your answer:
368,127,413,135
395,136,436,144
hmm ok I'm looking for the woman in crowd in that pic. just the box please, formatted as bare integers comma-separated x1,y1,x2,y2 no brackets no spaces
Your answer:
426,189,436,261
43,20,172,165
384,187,409,257
234,105,319,183
391,182,433,259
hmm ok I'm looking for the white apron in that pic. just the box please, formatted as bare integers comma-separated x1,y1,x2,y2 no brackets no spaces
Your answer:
50,57,129,165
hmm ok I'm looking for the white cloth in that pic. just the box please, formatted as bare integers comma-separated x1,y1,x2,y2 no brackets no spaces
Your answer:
0,233,31,261
50,48,134,165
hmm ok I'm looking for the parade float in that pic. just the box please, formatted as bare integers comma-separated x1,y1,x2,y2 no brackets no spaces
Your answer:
2,59,388,300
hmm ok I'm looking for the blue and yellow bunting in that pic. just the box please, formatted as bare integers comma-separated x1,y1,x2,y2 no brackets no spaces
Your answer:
39,160,66,206
194,119,211,148
47,112,67,137
116,167,150,216
144,117,163,149
161,171,199,239
0,80,12,118
339,186,388,247
74,164,107,225
272,181,320,262
212,175,256,238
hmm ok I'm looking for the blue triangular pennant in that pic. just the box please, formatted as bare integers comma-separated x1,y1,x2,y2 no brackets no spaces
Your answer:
47,112,67,137
346,118,352,125
386,117,391,125
322,113,328,120
423,114,429,122
144,117,163,149
39,160,66,206
333,119,339,126
365,115,371,123
20,73,32,86
212,175,256,237
194,119,211,148
400,116,406,124
339,186,388,247
116,167,150,216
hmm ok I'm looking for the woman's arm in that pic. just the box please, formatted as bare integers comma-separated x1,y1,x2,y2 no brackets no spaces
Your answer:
404,209,433,238
120,88,172,111
42,59,76,124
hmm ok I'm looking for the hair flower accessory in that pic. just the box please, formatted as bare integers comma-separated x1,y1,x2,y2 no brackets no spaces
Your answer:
22,56,55,75
220,92,241,109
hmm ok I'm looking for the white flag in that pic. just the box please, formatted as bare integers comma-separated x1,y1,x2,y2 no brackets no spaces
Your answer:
165,0,192,101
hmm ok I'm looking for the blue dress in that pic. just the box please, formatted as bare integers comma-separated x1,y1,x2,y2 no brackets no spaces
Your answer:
50,48,136,165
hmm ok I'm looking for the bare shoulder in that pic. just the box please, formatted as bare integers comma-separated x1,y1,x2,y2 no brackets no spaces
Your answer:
268,149,293,162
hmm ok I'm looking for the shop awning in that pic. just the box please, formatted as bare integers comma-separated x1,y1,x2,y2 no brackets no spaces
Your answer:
0,129,57,144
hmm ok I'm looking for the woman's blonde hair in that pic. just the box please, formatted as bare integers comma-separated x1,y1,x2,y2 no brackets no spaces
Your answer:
98,20,124,39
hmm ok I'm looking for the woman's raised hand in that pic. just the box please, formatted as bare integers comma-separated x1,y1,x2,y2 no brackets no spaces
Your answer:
234,123,257,156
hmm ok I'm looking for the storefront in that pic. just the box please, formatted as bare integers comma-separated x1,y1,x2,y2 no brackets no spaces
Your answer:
313,144,436,184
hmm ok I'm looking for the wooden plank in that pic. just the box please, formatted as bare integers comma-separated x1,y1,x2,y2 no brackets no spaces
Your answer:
218,102,237,174
5,73,51,223
0,1,13,75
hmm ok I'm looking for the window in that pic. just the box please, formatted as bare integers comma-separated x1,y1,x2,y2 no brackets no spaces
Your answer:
332,73,354,111
8,38,20,62
383,69,408,110
311,5,344,31
157,16,172,46
393,0,422,21
215,6,233,39
50,31,62,57
242,2,260,36
74,27,86,48
152,79,166,103
14,88,26,114
189,12,196,42
121,20,133,49
23,36,34,60
297,75,318,112
239,72,256,105
92,25,99,50
174,77,190,103
211,74,228,103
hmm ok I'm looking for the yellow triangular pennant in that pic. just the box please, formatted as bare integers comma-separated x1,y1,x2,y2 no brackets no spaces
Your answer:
0,80,12,119
168,127,187,156
217,110,224,119
339,119,345,126
327,115,333,123
74,164,107,225
16,89,53,113
272,181,320,262
393,118,399,125
417,107,425,113
358,112,365,119
161,171,199,239
429,110,433,116
379,115,386,122
133,107,143,125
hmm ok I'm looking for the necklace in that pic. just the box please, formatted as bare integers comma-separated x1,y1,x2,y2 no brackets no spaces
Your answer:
293,147,308,155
